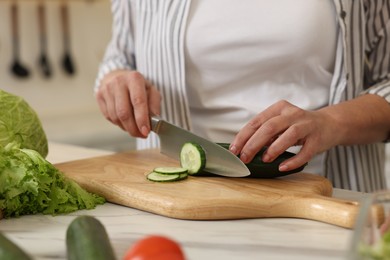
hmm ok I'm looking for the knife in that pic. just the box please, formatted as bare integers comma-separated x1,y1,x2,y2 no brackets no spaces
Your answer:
151,116,250,177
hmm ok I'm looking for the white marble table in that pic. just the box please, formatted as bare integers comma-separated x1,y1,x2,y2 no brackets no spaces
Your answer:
0,142,365,260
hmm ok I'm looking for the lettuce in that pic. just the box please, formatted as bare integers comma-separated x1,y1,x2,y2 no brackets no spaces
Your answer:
0,143,105,218
0,89,48,158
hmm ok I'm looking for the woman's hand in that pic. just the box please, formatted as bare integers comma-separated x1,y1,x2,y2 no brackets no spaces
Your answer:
95,70,161,138
229,100,340,172
230,95,390,172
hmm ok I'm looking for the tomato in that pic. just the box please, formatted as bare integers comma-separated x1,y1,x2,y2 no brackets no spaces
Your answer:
123,235,186,260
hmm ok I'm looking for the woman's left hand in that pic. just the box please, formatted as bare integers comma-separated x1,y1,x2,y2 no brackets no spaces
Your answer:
229,100,339,172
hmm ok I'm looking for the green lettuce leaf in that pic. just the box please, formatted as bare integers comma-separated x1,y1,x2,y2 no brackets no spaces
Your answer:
0,143,105,218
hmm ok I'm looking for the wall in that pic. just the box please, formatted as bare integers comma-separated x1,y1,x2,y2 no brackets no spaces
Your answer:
0,0,135,151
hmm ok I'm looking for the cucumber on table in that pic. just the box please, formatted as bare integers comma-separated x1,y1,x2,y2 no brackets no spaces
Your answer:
217,143,307,178
66,215,116,260
0,232,32,260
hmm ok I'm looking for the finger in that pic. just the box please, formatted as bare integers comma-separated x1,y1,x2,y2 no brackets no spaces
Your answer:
147,83,162,117
230,100,291,155
278,140,316,172
114,83,142,136
262,123,309,163
239,115,292,163
128,72,151,137
230,115,268,156
97,84,126,131
95,91,109,120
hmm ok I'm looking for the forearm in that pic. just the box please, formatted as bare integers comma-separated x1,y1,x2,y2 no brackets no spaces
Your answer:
319,94,390,146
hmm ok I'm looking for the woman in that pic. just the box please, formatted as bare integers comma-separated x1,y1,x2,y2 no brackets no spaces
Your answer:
94,0,390,192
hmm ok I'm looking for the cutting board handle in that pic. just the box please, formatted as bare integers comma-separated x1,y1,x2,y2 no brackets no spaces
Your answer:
274,194,361,228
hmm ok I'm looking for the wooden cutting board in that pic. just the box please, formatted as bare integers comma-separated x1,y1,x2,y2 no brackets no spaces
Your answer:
55,149,361,229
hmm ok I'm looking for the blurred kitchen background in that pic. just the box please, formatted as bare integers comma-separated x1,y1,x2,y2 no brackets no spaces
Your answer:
0,0,135,151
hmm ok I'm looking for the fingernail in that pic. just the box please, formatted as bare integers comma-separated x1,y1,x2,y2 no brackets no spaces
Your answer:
141,126,149,136
279,164,289,171
240,153,248,163
262,154,270,162
151,110,160,116
229,145,238,154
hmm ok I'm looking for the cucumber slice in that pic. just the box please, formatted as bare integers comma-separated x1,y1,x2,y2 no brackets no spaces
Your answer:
147,172,181,182
153,167,188,175
178,173,188,180
180,142,206,175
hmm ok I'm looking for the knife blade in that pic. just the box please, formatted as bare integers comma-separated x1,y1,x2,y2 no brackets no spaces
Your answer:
151,116,250,177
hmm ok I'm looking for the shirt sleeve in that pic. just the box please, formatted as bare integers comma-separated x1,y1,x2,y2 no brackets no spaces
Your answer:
363,0,390,103
94,0,136,93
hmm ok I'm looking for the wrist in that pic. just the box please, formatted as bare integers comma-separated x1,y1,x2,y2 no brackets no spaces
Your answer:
316,107,348,147
318,94,390,145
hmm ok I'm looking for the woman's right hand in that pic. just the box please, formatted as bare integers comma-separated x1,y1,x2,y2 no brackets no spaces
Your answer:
95,70,161,138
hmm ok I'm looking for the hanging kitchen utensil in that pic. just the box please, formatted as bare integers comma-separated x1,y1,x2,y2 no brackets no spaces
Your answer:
37,0,52,78
60,0,76,75
9,0,30,78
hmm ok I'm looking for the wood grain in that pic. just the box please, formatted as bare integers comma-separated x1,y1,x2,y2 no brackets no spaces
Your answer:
54,149,361,228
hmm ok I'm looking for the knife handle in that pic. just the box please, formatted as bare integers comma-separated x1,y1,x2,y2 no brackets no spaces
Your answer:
150,116,161,133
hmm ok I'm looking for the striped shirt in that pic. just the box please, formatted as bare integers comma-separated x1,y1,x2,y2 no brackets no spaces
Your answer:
95,0,390,192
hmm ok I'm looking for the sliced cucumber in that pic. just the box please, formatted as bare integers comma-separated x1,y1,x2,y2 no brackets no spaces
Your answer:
147,171,188,182
178,173,188,180
153,167,188,175
180,142,206,175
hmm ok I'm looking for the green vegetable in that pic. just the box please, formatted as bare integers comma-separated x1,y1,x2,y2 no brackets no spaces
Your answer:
359,230,390,259
217,143,307,178
0,142,105,218
147,171,188,182
0,231,32,260
0,89,48,158
180,142,206,175
153,167,188,175
66,215,116,260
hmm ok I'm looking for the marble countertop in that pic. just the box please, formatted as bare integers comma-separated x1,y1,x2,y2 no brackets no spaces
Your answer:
0,142,366,260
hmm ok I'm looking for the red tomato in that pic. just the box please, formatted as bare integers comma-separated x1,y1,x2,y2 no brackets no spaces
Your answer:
123,235,186,260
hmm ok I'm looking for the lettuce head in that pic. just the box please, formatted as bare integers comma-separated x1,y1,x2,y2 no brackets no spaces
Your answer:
0,89,48,158
0,142,105,218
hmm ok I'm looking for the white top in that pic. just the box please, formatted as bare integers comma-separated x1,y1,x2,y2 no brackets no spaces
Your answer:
185,0,338,174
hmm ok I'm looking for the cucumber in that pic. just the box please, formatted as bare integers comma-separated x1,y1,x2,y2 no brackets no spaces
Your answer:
0,232,32,260
66,215,116,260
217,143,307,178
147,171,188,182
180,142,206,175
178,173,188,180
153,167,188,175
